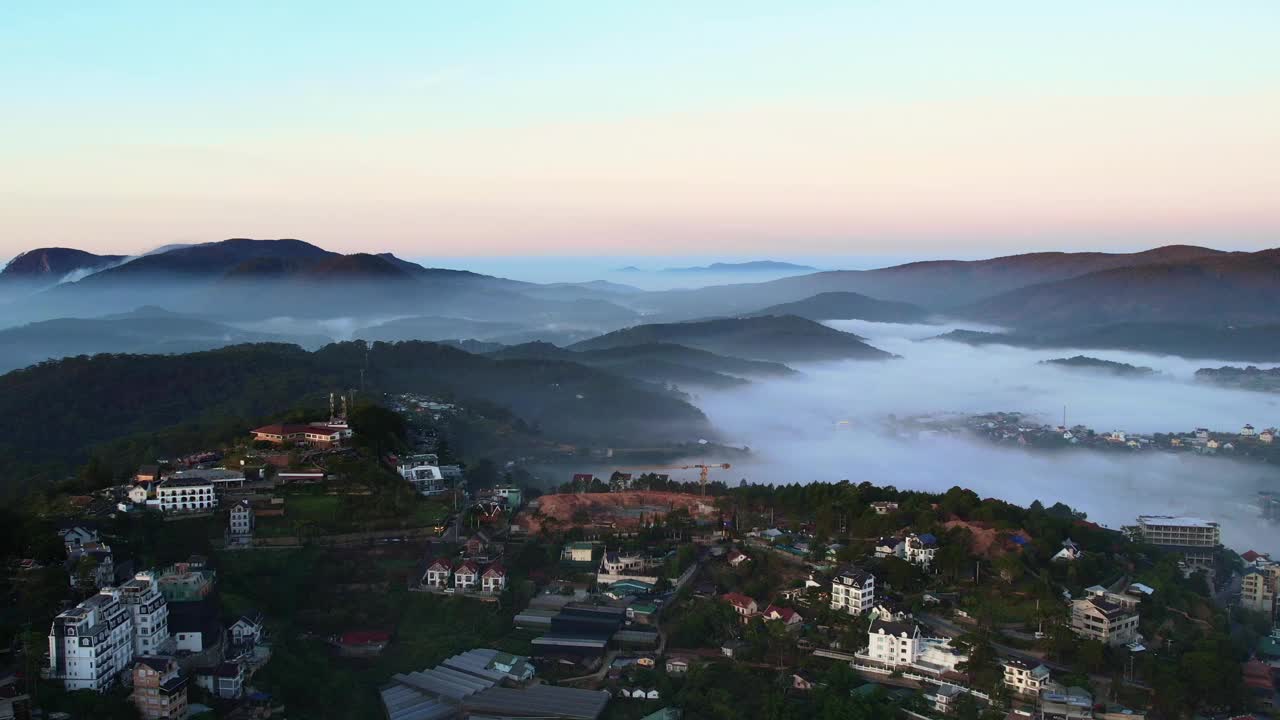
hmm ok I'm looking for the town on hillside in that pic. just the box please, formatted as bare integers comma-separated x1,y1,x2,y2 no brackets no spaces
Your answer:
1,393,1277,720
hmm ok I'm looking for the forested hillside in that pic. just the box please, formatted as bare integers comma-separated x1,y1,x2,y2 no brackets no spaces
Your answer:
0,341,710,495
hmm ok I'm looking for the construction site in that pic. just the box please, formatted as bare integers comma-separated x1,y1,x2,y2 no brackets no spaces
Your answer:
517,462,734,534
518,491,722,534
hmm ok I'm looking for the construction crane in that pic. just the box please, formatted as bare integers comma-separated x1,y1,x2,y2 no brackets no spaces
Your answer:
616,463,732,496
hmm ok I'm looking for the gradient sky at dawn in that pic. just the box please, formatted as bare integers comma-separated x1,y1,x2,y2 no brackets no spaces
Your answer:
2,1,1278,258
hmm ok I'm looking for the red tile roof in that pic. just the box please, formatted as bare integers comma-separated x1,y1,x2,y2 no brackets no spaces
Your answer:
427,558,452,572
483,563,506,577
340,630,390,646
721,592,757,611
1242,550,1264,562
764,604,800,622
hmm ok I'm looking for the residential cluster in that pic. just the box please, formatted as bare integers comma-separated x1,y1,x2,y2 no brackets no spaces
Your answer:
44,539,270,718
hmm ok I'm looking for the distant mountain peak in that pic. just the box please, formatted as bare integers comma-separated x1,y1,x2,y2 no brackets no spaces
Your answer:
1,247,126,282
661,260,819,273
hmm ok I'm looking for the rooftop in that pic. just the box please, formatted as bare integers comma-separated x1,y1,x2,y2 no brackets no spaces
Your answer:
1136,515,1219,528
160,477,218,489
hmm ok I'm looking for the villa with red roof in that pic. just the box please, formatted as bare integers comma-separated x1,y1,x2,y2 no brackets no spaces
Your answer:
250,422,350,446
454,560,480,590
763,604,803,626
721,592,758,622
423,558,452,588
481,564,507,594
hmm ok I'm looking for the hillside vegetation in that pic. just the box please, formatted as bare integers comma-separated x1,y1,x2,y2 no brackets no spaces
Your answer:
0,341,709,495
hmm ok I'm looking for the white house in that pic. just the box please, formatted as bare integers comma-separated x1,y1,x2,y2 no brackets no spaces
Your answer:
1241,424,1257,438
727,549,750,567
870,501,899,515
58,525,100,556
905,533,938,568
1260,428,1276,444
399,460,445,495
229,613,264,647
873,537,904,559
127,485,150,505
598,551,660,587
861,617,968,674
481,564,507,594
155,477,216,513
1003,657,1052,696
423,558,453,588
830,568,876,616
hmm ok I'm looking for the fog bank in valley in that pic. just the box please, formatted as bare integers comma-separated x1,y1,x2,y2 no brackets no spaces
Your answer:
697,320,1280,555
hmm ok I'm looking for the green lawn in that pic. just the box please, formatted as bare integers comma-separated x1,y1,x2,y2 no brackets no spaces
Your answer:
254,492,448,537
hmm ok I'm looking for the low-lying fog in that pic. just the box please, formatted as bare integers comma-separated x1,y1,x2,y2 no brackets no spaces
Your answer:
697,320,1280,555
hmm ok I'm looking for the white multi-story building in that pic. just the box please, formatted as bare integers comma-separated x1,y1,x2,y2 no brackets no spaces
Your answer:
1242,564,1280,618
119,572,170,656
228,500,254,539
830,568,875,616
861,617,968,673
48,589,136,690
155,478,216,513
1129,515,1221,548
399,459,445,495
1003,657,1052,696
1126,515,1220,567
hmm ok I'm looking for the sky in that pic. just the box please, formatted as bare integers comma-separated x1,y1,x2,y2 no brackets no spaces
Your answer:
2,2,1278,260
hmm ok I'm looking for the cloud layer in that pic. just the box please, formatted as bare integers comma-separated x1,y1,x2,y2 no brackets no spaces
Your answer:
697,321,1280,554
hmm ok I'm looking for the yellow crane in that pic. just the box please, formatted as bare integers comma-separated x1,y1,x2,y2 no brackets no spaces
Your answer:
616,463,732,496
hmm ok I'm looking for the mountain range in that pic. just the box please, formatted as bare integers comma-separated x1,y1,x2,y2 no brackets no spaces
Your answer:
3,238,1280,365
636,245,1236,320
